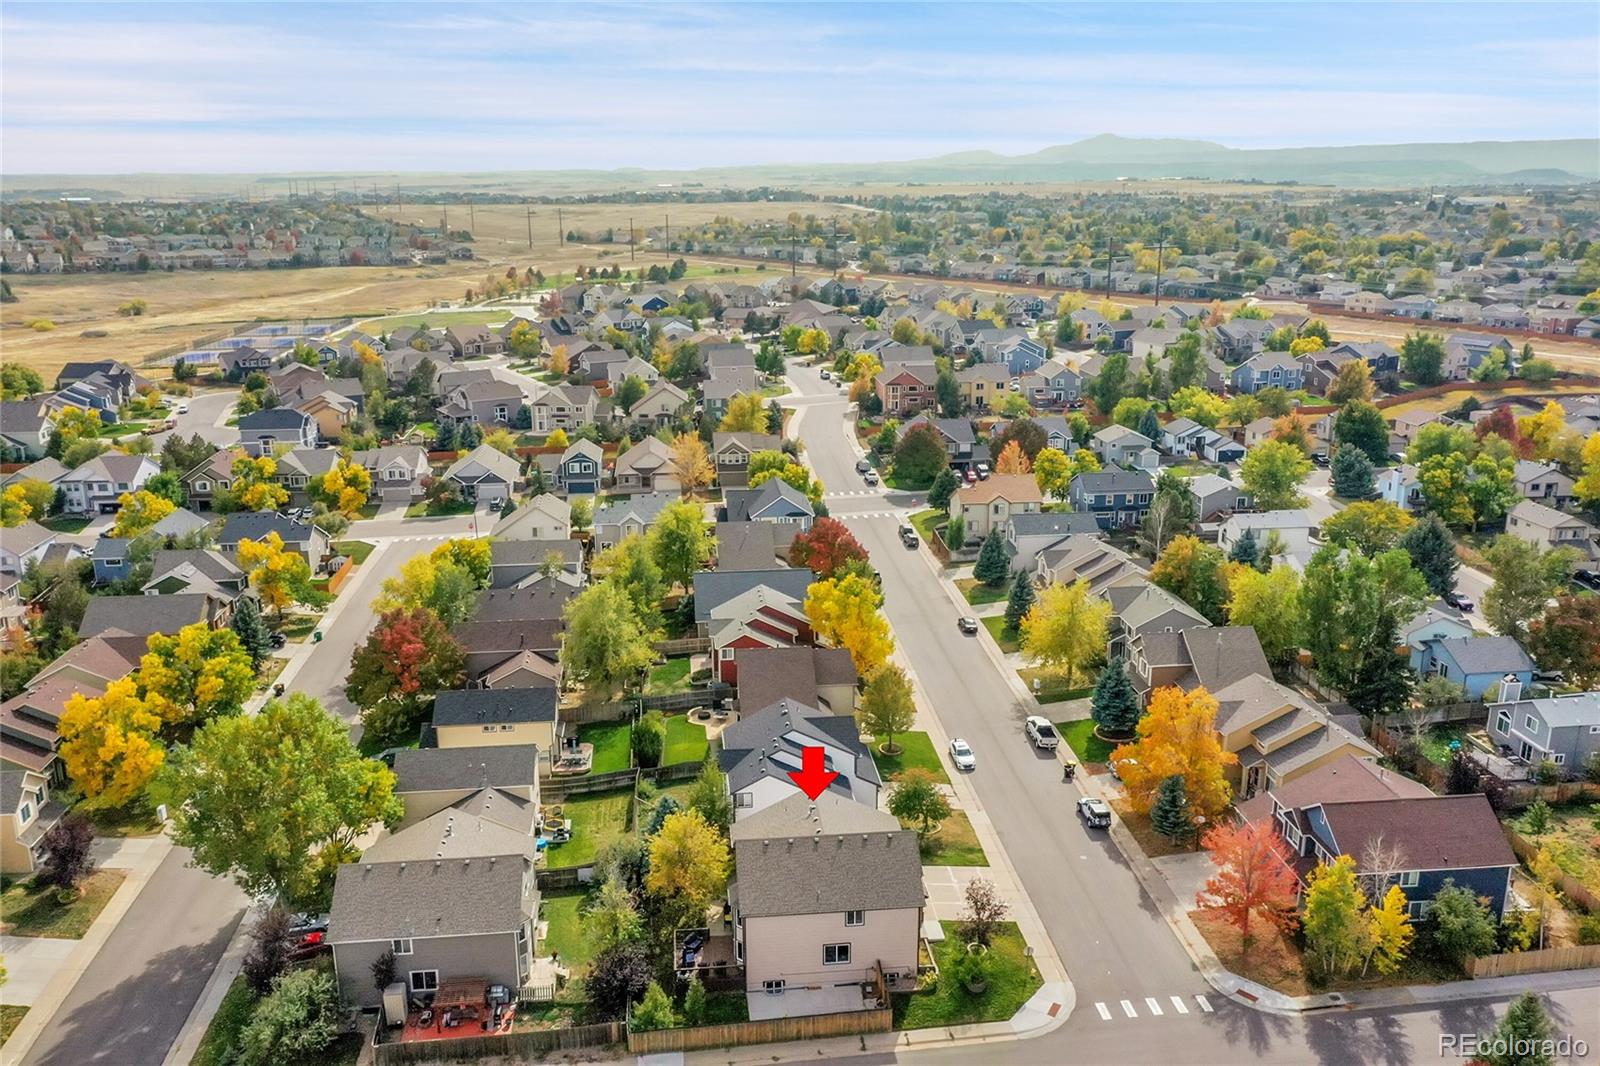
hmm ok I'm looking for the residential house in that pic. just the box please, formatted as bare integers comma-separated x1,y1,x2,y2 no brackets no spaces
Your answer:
488,540,583,590
1,457,67,491
1213,673,1376,797
444,325,506,358
217,347,282,380
1106,583,1210,659
702,370,763,424
990,336,1048,376
273,447,341,498
1413,634,1534,700
0,400,55,459
1033,535,1145,598
734,646,857,717
437,380,525,430
713,433,781,489
629,381,690,427
1214,320,1273,361
1443,334,1514,382
352,446,431,501
142,549,248,600
1004,512,1103,573
898,414,975,467
217,511,331,572
1091,424,1154,467
1514,460,1575,510
1506,499,1597,560
294,390,359,441
592,491,676,552
57,453,159,515
181,447,247,510
709,586,813,684
1218,511,1318,565
729,793,922,1016
474,586,580,625
1031,415,1077,454
1480,304,1531,330
1486,687,1600,773
948,474,1043,541
1126,624,1270,706
452,619,562,682
0,521,56,576
431,688,561,756
1068,470,1156,530
0,766,67,875
1131,327,1182,362
1019,359,1081,408
1376,463,1424,511
529,385,599,432
1188,474,1254,521
78,591,230,638
693,569,816,634
1158,418,1210,457
237,408,317,457
1344,291,1395,315
556,439,604,496
715,521,783,572
443,445,523,505
874,362,938,417
391,745,538,832
724,479,815,531
610,436,678,495
720,699,882,821
491,493,570,541
1230,352,1304,394
91,536,133,585
956,363,1011,412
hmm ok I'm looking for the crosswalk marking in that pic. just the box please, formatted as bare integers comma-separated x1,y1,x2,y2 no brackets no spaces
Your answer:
1095,1002,1112,1021
1170,996,1189,1014
1144,997,1163,1016
1093,993,1207,1022
1120,1000,1137,1019
1195,994,1213,1013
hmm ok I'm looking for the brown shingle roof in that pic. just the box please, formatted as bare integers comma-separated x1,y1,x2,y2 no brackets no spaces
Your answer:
955,474,1043,506
1319,794,1516,872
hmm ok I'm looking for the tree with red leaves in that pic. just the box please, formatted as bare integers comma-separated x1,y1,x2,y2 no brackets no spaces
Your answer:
788,516,869,577
1529,596,1600,690
1475,406,1534,458
345,608,466,745
1195,821,1301,947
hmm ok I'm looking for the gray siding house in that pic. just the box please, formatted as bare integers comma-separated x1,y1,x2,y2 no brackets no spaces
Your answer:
1487,689,1600,774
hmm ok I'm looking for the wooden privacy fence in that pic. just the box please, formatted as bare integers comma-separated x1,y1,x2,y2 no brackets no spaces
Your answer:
654,636,710,655
626,1008,893,1055
1464,944,1600,979
323,553,357,596
373,1020,622,1064
1500,780,1600,811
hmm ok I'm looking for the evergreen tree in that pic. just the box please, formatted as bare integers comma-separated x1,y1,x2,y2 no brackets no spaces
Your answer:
1330,443,1377,500
1228,527,1260,567
1480,993,1555,1066
1397,514,1459,597
1090,656,1141,737
432,420,457,451
1004,569,1036,632
927,468,960,511
1137,405,1161,442
1150,774,1193,843
230,595,273,668
973,529,1009,587
1343,614,1414,716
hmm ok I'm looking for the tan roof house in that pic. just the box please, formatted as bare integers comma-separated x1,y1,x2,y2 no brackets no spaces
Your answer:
1505,499,1597,560
948,474,1043,540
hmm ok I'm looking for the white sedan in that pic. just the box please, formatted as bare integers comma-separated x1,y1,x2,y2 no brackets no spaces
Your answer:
948,738,976,771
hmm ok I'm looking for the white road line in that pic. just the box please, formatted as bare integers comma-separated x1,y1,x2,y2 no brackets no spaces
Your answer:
1145,997,1163,1016
1095,1002,1112,1021
1169,995,1189,1014
1120,999,1137,1018
1195,994,1213,1013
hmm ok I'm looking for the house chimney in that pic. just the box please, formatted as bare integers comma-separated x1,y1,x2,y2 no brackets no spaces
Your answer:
1499,674,1522,703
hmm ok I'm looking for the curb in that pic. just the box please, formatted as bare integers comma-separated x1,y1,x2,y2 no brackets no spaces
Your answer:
163,901,262,1066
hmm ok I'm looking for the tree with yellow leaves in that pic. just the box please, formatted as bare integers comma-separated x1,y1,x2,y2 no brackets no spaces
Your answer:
59,677,165,809
1030,446,1100,500
1519,401,1568,460
139,622,256,726
1110,685,1236,819
805,572,894,675
546,427,570,448
549,344,570,376
373,541,487,627
237,532,320,617
1019,579,1110,688
0,484,33,527
482,428,519,456
110,489,177,539
671,432,714,495
719,392,769,434
994,439,1031,475
646,809,730,912
1365,884,1413,976
351,340,382,365
311,457,372,517
1576,432,1600,507
220,455,289,513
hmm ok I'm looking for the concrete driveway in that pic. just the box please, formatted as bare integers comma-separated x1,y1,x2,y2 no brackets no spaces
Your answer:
923,865,1019,922
0,937,77,1005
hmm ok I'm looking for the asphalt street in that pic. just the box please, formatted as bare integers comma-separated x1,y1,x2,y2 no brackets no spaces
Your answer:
782,362,1600,1064
148,388,238,449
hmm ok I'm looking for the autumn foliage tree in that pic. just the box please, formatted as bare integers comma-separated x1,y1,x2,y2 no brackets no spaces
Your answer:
994,439,1031,475
345,608,466,744
805,572,893,675
311,458,373,517
1111,685,1236,819
1019,578,1110,687
670,433,713,495
139,622,257,727
59,677,165,809
110,489,176,538
1196,821,1300,946
238,532,323,618
788,516,868,577
892,422,949,485
1528,596,1600,689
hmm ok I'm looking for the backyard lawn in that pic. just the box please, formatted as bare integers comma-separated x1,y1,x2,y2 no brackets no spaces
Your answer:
1512,801,1600,901
1058,719,1118,765
663,714,708,767
1017,668,1091,704
646,658,692,695
578,721,632,775
1419,723,1471,768
981,615,1020,653
893,922,1041,1030
956,578,1007,606
919,810,988,866
542,787,634,869
332,539,377,565
539,889,598,974
404,499,475,518
41,515,91,534
869,730,950,783
0,869,127,938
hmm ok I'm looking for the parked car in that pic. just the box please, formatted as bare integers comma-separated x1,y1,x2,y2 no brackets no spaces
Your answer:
855,458,871,474
964,469,978,484
901,528,919,548
176,402,190,415
820,369,831,381
1311,453,1330,467
974,462,991,480
949,738,976,771
1574,569,1600,591
898,521,916,538
1109,755,1137,781
1444,591,1475,612
268,631,287,649
1076,797,1112,829
863,470,880,486
957,616,979,634
1024,715,1058,751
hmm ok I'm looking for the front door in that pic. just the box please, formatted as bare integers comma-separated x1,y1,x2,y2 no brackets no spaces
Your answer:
1244,763,1265,798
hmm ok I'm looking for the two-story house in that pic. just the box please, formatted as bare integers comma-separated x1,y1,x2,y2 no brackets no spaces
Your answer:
719,699,882,821
57,453,160,515
592,491,676,552
1091,425,1154,467
1486,686,1600,774
949,474,1042,541
491,493,570,542
956,363,1011,412
237,408,317,457
351,445,431,502
897,414,975,467
874,361,938,417
713,432,781,489
443,445,523,506
217,511,332,573
1412,634,1534,700
1213,673,1377,798
724,479,815,532
1230,352,1304,394
1104,583,1210,660
1068,469,1156,530
431,687,561,756
529,385,599,433
1506,499,1597,561
1513,460,1576,510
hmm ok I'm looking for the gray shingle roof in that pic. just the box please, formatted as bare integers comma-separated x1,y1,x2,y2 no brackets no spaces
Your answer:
78,593,214,638
732,817,922,918
431,687,557,728
362,798,533,862
218,511,316,545
720,699,880,805
473,585,577,622
1008,512,1101,539
1434,635,1535,675
328,854,532,942
693,568,813,622
394,746,538,794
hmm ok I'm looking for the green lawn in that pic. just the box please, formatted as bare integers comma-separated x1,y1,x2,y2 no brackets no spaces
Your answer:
100,420,149,436
40,515,91,534
646,658,692,695
332,539,376,564
404,499,475,518
909,508,945,549
867,730,950,783
578,721,632,774
885,472,935,491
1058,718,1119,764
981,615,1020,653
1420,723,1471,768
919,810,988,866
957,578,1008,606
0,869,126,938
542,787,634,868
355,502,381,519
0,1004,27,1046
893,922,1042,1030
354,310,514,332
663,714,709,767
1017,668,1092,704
540,889,598,974
82,800,162,837
192,976,258,1066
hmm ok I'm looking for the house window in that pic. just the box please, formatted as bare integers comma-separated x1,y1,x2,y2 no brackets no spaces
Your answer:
762,980,785,994
19,802,32,823
1406,900,1434,919
720,648,734,661
734,792,752,808
823,943,851,966
1590,725,1600,735
845,910,864,927
1553,753,1566,765
1524,715,1539,732
1398,871,1419,889
391,939,413,956
1495,710,1510,734
409,970,439,992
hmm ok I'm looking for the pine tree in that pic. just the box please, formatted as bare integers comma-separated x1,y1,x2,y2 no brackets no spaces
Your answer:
432,420,457,451
1150,774,1193,843
1397,513,1459,597
1004,569,1036,632
1137,405,1161,442
973,529,1009,587
1480,993,1555,1066
1228,527,1260,567
1090,656,1141,737
928,468,960,511
230,595,273,668
1330,443,1376,500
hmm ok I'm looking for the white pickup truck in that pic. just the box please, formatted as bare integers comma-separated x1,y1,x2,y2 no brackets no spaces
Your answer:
1024,715,1059,751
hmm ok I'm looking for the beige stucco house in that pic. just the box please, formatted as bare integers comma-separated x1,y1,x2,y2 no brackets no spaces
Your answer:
431,688,561,758
948,474,1043,540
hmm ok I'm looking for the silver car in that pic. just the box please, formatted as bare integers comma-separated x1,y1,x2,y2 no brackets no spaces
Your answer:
949,738,976,771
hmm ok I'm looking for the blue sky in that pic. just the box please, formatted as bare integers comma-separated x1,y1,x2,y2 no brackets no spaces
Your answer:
3,2,1596,173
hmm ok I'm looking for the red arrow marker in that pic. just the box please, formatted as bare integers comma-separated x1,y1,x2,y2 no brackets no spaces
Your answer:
788,746,839,800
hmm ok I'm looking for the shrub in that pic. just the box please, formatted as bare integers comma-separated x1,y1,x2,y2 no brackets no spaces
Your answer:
39,813,96,890
959,877,1008,947
681,975,707,1026
948,946,992,994
632,709,666,768
629,980,677,1032
1535,759,1562,785
241,907,294,993
28,319,56,331
1586,750,1600,784
1577,915,1600,946
236,966,342,1066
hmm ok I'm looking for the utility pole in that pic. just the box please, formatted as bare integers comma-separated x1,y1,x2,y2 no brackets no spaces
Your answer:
557,208,564,247
442,203,449,233
468,202,476,234
629,217,635,262
790,229,797,279
664,213,670,250
1103,234,1113,295
1154,233,1165,306
526,205,534,250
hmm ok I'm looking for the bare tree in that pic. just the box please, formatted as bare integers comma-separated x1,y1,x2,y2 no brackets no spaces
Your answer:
960,877,1009,947
1359,833,1411,905
1136,493,1190,560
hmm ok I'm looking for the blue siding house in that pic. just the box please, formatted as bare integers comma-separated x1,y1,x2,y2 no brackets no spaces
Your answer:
92,537,131,585
1067,470,1155,530
1412,634,1535,699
